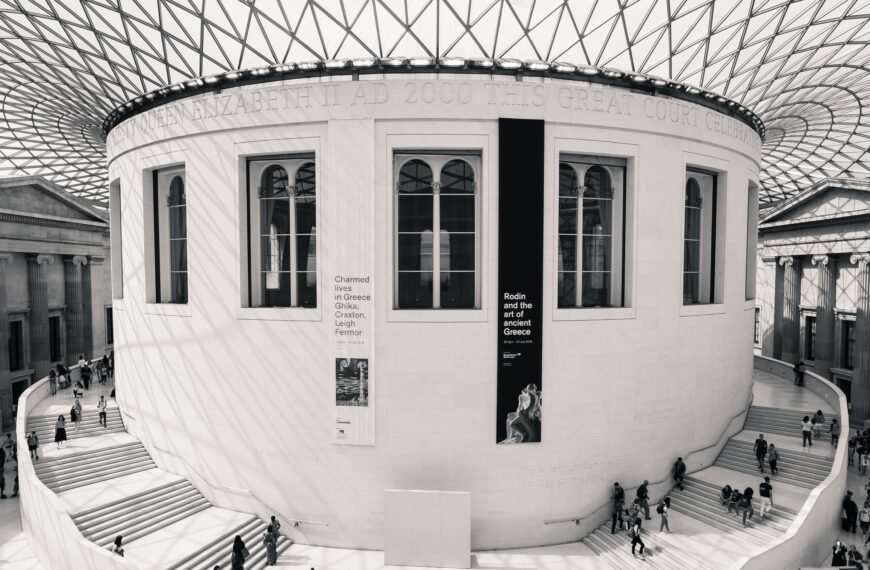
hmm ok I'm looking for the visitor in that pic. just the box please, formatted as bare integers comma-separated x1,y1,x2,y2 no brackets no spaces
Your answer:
69,405,78,432
850,434,858,466
626,498,642,530
832,540,847,566
97,396,108,428
101,354,110,384
108,349,114,377
231,535,249,569
859,444,868,475
77,354,86,368
845,491,859,534
10,472,18,499
759,477,773,519
862,449,870,477
673,457,686,491
859,502,870,538
27,431,39,460
55,363,69,388
72,380,84,398
754,434,767,472
813,410,826,439
831,418,842,446
0,465,4,499
848,544,864,568
657,496,671,533
739,487,754,527
637,479,651,520
802,416,813,447
81,360,92,390
728,487,742,515
1,433,13,462
628,517,645,561
793,360,803,385
263,525,278,566
768,444,779,474
720,484,732,506
110,535,124,557
55,415,66,449
270,515,281,537
49,369,57,395
611,482,625,533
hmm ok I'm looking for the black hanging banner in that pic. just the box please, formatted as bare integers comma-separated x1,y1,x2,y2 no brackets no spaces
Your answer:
496,118,544,444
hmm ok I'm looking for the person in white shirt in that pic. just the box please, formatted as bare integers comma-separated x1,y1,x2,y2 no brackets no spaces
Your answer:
802,416,813,447
97,396,108,428
77,354,86,368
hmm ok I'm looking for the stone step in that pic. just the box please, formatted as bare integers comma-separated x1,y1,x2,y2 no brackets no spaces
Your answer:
48,459,156,493
36,448,151,481
713,457,821,489
35,441,140,467
166,516,260,570
73,479,189,523
86,492,210,544
77,485,202,535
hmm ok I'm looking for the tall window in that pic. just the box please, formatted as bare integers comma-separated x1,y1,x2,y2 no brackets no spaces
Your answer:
105,306,114,346
49,316,62,362
754,308,760,344
805,315,817,361
168,176,187,303
110,179,123,299
683,170,718,305
843,320,855,369
150,167,187,304
745,184,759,300
8,321,23,371
247,156,317,308
395,153,479,309
558,156,626,308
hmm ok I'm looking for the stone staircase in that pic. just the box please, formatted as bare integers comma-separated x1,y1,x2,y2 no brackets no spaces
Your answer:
26,407,126,442
744,406,839,442
714,440,833,489
33,441,156,493
165,515,293,569
583,521,716,569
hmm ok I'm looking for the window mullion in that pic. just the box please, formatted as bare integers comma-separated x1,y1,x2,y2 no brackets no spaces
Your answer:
289,194,298,308
575,195,582,308
432,189,441,309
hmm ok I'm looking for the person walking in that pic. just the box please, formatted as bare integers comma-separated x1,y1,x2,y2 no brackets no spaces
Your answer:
739,487,754,527
850,434,858,466
54,415,66,449
673,457,686,491
801,416,813,447
768,444,779,475
793,360,804,386
231,535,249,570
759,477,773,519
627,498,642,530
70,404,80,433
859,502,870,538
263,525,278,566
845,491,859,534
628,517,645,561
270,515,281,537
658,497,671,533
637,480,651,520
27,431,39,460
812,410,825,439
49,369,57,395
753,434,768,473
97,396,108,428
830,418,842,446
109,535,124,557
611,482,625,533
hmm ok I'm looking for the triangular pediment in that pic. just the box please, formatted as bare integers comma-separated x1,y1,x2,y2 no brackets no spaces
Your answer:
760,179,870,227
0,176,107,225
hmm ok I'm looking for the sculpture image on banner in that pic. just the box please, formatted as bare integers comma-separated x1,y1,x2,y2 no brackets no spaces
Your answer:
336,358,368,406
500,384,542,443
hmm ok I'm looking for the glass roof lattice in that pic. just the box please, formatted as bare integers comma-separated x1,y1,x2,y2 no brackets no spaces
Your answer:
0,0,868,207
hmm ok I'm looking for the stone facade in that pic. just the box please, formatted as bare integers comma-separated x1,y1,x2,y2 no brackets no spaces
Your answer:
0,177,112,430
756,178,870,422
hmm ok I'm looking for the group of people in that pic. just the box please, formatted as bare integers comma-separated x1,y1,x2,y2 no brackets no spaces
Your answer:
800,410,840,447
48,352,113,396
52,395,110,449
848,429,870,473
753,434,780,474
610,480,673,561
719,477,774,527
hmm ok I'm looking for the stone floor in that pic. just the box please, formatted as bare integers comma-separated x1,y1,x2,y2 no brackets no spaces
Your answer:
0,432,44,570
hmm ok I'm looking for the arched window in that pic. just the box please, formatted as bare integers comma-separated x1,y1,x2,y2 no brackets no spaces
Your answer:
395,154,479,309
167,175,187,303
248,157,317,308
682,171,717,305
557,158,625,308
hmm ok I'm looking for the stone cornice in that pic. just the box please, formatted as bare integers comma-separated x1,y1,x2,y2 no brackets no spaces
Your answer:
0,210,109,235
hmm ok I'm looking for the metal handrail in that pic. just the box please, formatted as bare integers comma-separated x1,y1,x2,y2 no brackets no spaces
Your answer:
543,391,753,525
152,444,328,528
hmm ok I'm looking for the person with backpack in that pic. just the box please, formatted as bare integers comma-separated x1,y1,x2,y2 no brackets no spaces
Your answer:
768,444,779,475
611,482,625,533
27,431,39,460
673,457,686,491
753,434,768,473
231,535,249,569
637,480,651,520
626,498,642,531
628,517,645,561
831,418,842,446
657,497,671,533
759,477,773,519
802,416,813,447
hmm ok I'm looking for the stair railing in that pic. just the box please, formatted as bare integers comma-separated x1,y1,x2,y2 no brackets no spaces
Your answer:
152,443,329,529
543,389,753,527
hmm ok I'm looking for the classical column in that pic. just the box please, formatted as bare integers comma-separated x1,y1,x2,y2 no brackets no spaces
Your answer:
812,254,837,379
852,253,870,422
63,255,87,362
27,254,53,382
779,256,802,363
82,260,94,360
0,254,13,430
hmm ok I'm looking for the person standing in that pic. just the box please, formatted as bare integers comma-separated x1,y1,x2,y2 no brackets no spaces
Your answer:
739,487,754,527
801,416,813,447
658,496,671,533
1,434,13,463
628,517,645,561
97,396,108,428
27,431,39,460
49,369,57,395
793,360,803,385
611,482,625,533
262,525,278,566
759,477,773,519
673,457,686,491
270,515,281,537
830,418,842,446
859,502,870,538
637,480,651,520
753,434,768,473
768,444,779,475
845,491,859,534
109,535,124,557
70,405,79,432
101,354,110,383
850,434,858,467
54,415,66,449
231,535,249,570
832,540,847,566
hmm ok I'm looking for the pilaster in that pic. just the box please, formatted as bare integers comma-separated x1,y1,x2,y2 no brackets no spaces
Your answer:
0,254,13,430
812,254,837,378
63,255,87,362
851,253,870,422
27,254,53,382
779,256,802,363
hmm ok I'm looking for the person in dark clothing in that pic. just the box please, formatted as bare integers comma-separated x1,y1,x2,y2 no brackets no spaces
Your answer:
637,480,651,520
720,484,732,506
794,360,806,386
629,517,645,561
611,482,625,534
754,434,768,473
728,488,742,514
673,457,687,491
832,540,848,565
768,444,779,474
845,492,859,534
849,543,865,568
830,418,842,446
